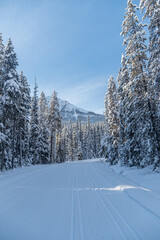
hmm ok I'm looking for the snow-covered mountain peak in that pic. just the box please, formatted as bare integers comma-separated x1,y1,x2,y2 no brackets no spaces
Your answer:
47,96,104,123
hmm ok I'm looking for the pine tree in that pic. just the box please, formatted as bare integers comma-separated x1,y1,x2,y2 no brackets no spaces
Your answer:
101,91,110,159
86,116,93,159
107,75,119,164
56,131,64,163
72,122,78,160
61,124,68,162
29,80,39,164
68,122,74,161
77,141,83,160
117,54,130,165
48,91,61,163
3,38,20,169
82,123,88,159
0,33,6,171
18,71,31,166
39,92,49,164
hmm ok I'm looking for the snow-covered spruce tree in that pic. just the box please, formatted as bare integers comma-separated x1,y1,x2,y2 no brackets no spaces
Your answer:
90,124,95,158
93,124,98,157
107,75,119,165
95,123,101,158
121,0,157,167
0,34,4,95
29,80,40,165
38,92,49,164
101,91,110,158
77,140,83,160
68,122,74,161
0,33,6,171
86,116,92,159
82,123,88,159
48,91,61,163
56,131,64,163
78,118,83,143
140,0,160,168
3,38,21,169
72,121,79,160
61,124,69,162
117,54,130,165
18,71,31,166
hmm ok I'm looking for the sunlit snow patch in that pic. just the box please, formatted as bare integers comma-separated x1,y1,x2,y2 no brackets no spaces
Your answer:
74,185,150,192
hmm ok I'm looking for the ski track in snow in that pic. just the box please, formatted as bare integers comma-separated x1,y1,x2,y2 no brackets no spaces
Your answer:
88,168,140,240
75,168,85,240
124,190,160,221
69,171,75,240
0,159,160,239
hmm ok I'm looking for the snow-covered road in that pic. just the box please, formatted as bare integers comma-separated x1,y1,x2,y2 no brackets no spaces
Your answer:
0,159,160,240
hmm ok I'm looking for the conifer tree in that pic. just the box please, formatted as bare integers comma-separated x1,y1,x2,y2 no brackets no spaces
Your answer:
48,91,61,163
117,54,130,165
18,71,31,166
107,75,119,164
61,124,68,162
72,122,78,160
77,141,83,160
56,131,64,163
86,116,92,159
68,122,74,161
0,33,6,170
39,92,49,164
3,38,20,169
29,80,39,164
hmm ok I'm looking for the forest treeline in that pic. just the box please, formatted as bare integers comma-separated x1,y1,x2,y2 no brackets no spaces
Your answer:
0,37,104,170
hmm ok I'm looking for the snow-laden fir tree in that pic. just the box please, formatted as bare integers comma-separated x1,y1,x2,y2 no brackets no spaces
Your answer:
95,123,101,158
39,92,49,164
101,90,110,158
107,75,119,164
121,0,157,167
68,122,74,161
56,131,64,163
140,0,160,168
77,140,83,160
117,54,130,165
3,38,20,169
48,91,61,163
0,33,6,171
86,116,93,159
61,124,69,162
72,121,79,160
82,123,88,159
18,71,31,166
29,80,40,165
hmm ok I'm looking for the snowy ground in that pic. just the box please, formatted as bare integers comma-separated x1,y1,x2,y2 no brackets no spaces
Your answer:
0,159,160,240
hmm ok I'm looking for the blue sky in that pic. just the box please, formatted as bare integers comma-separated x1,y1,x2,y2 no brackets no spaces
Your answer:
0,0,140,114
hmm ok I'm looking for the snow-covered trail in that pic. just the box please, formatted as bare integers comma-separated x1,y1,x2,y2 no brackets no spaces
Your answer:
0,159,160,240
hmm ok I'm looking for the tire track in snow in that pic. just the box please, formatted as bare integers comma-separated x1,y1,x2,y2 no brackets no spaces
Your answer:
88,170,140,240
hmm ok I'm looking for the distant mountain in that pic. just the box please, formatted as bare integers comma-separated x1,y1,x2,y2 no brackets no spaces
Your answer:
47,97,105,123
